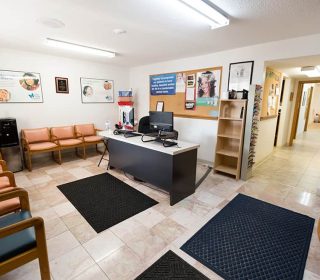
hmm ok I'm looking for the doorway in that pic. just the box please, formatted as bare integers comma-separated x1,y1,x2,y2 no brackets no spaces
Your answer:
289,80,320,146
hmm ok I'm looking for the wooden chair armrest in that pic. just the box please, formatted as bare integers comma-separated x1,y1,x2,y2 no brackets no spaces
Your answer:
0,160,8,172
75,132,84,141
95,128,102,136
0,216,44,239
0,188,30,211
0,171,16,187
21,137,30,151
50,135,60,146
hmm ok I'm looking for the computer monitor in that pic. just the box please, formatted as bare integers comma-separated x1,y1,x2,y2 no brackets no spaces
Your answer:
149,111,173,132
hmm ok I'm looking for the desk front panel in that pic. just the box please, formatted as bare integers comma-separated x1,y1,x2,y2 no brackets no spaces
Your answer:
108,139,173,192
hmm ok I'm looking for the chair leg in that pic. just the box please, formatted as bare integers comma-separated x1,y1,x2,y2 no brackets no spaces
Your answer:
36,225,51,280
38,254,50,280
27,153,32,172
58,150,62,165
96,143,103,154
83,145,86,159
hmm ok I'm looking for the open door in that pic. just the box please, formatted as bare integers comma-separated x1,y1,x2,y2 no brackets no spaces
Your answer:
304,87,313,132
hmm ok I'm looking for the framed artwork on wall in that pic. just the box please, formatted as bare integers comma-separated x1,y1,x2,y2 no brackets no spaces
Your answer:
80,77,114,103
0,70,43,103
228,61,254,92
55,77,69,94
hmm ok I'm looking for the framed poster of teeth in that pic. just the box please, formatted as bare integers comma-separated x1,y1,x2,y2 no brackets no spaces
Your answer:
0,70,43,103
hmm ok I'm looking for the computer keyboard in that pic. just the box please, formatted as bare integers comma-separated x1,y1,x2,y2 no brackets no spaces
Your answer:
124,131,141,138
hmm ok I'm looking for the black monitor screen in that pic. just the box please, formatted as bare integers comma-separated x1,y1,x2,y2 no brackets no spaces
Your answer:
149,111,173,132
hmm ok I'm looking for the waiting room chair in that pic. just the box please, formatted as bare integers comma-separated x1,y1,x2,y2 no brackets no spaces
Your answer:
21,127,61,171
0,160,20,216
0,188,50,280
50,125,85,162
74,124,103,157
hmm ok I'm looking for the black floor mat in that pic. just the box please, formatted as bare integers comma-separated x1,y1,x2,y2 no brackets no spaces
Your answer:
57,173,158,233
135,250,209,280
181,194,315,280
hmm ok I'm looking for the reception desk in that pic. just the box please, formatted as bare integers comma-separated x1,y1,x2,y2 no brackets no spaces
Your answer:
99,131,200,205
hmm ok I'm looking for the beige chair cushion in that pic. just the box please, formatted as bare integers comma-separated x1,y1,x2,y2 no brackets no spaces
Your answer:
0,177,10,190
51,126,75,140
23,128,50,144
29,142,58,151
75,124,95,137
83,136,103,143
59,139,82,146
0,196,20,215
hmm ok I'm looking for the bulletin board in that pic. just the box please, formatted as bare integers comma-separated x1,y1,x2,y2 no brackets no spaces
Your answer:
260,67,282,120
149,67,223,120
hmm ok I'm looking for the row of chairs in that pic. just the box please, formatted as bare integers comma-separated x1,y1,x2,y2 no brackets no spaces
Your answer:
0,159,50,280
21,123,103,171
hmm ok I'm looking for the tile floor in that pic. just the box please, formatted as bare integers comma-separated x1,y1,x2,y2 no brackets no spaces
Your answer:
1,128,320,280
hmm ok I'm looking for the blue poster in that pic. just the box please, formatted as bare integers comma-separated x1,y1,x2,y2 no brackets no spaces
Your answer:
150,73,176,95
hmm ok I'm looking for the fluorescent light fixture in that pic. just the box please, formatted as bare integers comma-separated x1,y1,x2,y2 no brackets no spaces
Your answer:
46,38,116,58
301,66,320,77
177,0,229,29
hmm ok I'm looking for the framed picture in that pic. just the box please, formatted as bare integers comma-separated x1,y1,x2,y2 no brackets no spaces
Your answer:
80,77,114,103
228,61,254,92
55,77,69,94
195,69,221,107
156,101,164,111
0,70,43,103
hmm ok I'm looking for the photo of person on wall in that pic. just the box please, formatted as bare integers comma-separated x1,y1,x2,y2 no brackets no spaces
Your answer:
197,71,216,98
83,85,93,96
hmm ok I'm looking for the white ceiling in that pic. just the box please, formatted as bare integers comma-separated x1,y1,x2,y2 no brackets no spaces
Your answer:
266,55,320,78
1,0,320,66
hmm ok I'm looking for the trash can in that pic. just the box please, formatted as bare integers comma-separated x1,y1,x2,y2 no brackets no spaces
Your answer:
0,118,23,172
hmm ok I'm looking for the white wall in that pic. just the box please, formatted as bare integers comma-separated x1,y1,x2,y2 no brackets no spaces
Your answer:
130,33,320,163
0,48,129,132
276,78,296,146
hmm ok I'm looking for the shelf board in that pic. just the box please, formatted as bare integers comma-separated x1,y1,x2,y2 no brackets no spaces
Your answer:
220,99,246,102
219,117,243,121
215,164,237,176
217,134,241,140
216,149,239,158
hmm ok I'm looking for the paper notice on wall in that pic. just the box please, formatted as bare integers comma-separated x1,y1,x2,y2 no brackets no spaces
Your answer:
186,87,195,101
176,73,186,93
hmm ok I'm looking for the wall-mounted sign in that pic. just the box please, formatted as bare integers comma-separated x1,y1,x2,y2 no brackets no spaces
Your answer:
80,77,114,103
150,73,176,95
0,70,43,103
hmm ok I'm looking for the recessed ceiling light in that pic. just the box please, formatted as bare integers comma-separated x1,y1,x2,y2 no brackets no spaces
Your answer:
37,18,65,29
112,29,127,35
301,66,320,77
46,38,116,58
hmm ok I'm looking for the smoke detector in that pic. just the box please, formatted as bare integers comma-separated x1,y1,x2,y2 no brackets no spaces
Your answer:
37,18,65,29
112,29,127,35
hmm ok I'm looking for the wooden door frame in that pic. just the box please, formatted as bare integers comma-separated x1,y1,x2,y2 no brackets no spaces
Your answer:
304,86,313,132
289,80,320,146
